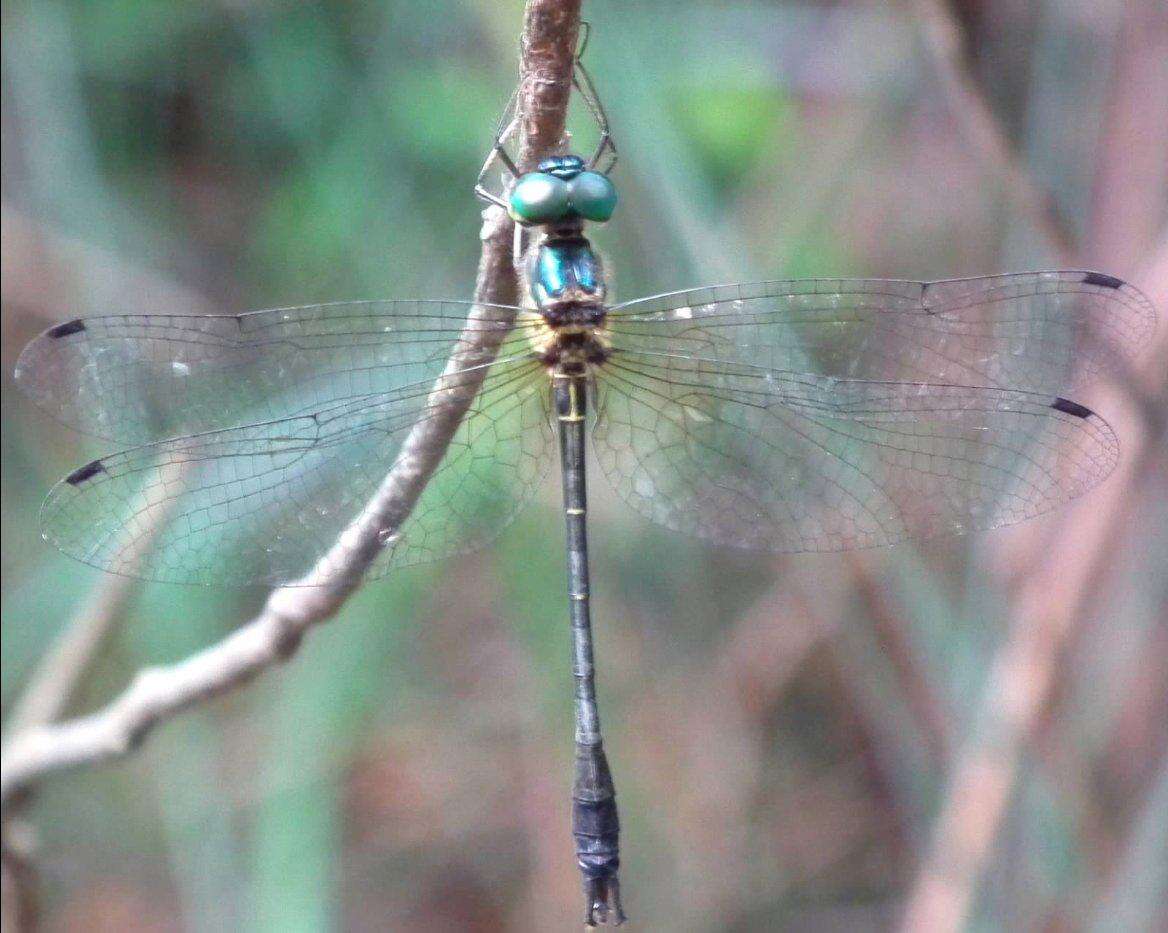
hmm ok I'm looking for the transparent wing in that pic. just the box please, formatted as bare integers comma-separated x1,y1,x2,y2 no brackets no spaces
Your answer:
41,356,553,586
592,351,1118,553
607,272,1155,396
15,300,545,443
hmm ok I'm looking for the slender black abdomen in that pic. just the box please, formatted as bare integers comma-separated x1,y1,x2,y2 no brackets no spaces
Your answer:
554,373,625,926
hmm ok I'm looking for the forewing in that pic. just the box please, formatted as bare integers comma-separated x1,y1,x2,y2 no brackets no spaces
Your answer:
607,272,1154,395
41,356,552,585
15,300,540,443
592,352,1118,553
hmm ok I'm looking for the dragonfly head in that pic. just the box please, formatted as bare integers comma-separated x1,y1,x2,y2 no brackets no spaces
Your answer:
508,155,617,227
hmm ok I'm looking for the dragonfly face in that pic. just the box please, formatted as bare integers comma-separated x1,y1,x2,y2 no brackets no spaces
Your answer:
508,154,618,227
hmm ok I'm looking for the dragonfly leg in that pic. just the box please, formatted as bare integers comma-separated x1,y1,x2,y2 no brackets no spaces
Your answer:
474,86,522,209
555,373,626,926
573,58,617,176
476,37,617,211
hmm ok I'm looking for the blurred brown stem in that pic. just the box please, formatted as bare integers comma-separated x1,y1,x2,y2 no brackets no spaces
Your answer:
1,216,221,933
847,553,952,769
908,0,1078,262
0,468,181,930
4,466,189,740
900,3,1167,928
900,240,1168,931
0,0,579,808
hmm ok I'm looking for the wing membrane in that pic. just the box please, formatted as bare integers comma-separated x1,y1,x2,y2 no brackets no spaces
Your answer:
21,272,1152,574
15,300,541,443
607,272,1154,396
41,356,552,585
592,350,1118,553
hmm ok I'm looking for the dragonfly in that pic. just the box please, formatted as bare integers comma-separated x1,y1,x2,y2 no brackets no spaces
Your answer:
14,50,1156,929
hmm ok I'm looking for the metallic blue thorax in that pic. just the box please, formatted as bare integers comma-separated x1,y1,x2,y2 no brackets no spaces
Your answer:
529,237,607,311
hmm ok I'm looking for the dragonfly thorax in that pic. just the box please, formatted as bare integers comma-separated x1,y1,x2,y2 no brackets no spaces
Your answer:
539,325,610,376
528,232,607,311
522,229,610,373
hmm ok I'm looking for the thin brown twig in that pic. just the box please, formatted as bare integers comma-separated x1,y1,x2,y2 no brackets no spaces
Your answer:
0,0,581,808
4,578,139,737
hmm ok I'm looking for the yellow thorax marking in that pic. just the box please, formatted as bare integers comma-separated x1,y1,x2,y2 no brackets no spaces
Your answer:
519,308,611,363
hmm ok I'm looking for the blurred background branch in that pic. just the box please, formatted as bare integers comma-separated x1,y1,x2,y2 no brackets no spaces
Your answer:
1,214,226,933
1,2,584,928
902,241,1167,932
1,0,583,804
902,0,1168,924
908,0,1078,262
1,0,1164,929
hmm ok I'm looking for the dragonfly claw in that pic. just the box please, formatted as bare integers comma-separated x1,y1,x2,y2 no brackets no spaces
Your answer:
583,874,626,926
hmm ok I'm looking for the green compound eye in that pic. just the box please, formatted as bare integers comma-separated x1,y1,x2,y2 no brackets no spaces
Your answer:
509,173,571,224
567,171,617,223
